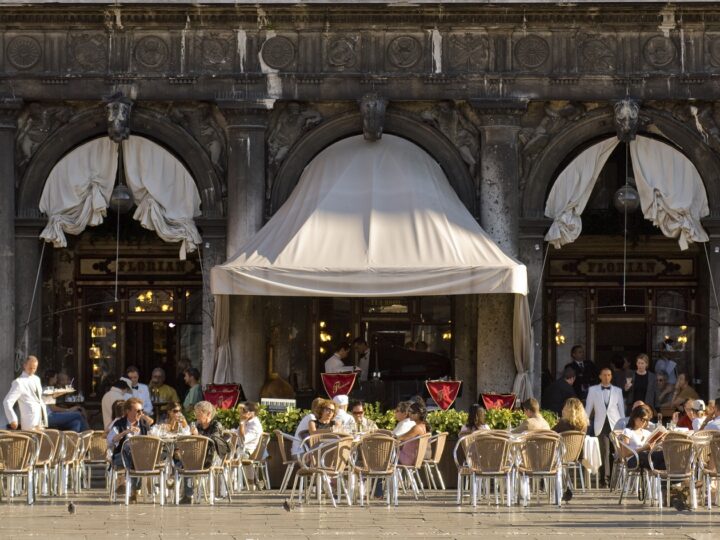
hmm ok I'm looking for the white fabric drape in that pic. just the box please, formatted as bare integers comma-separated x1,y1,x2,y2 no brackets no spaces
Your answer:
122,136,203,259
630,135,709,250
512,294,534,401
211,294,232,384
544,138,619,248
39,138,119,247
211,134,527,297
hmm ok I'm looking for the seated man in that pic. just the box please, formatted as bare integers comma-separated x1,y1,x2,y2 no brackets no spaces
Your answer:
332,395,353,428
42,369,89,432
702,399,720,431
149,367,180,406
615,401,657,431
183,368,203,412
541,365,576,416
654,370,675,411
512,398,550,434
239,401,263,457
101,379,132,430
343,400,378,434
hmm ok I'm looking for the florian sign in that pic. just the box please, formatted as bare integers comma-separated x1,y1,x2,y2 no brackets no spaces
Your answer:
78,256,201,279
549,257,695,280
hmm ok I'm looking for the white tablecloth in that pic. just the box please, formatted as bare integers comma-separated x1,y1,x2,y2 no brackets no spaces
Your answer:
582,436,602,474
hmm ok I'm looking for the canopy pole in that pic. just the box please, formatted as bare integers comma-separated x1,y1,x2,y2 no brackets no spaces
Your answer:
530,244,549,322
703,243,720,318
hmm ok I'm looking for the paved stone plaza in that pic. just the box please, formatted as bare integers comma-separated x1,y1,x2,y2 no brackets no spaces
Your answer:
0,489,718,539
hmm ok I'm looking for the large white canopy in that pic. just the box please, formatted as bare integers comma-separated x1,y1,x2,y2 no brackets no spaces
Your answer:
210,134,527,297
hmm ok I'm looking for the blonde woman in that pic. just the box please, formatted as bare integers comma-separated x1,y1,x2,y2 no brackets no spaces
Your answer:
553,397,588,434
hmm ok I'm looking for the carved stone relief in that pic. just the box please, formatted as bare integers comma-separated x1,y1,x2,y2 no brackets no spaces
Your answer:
261,36,296,70
614,99,640,142
105,94,133,143
514,35,550,69
168,104,227,176
577,33,617,73
643,35,677,68
15,103,74,173
421,102,479,177
517,101,587,182
196,32,234,72
324,35,359,71
360,93,388,141
68,33,108,72
267,102,323,173
134,35,170,71
652,101,720,155
386,35,422,70
6,36,42,70
447,33,490,72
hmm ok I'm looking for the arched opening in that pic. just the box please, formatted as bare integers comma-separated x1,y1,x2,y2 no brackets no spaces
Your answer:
542,134,709,404
36,135,206,404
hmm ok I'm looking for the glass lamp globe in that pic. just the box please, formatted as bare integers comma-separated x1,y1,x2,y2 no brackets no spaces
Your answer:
613,184,640,213
110,183,134,214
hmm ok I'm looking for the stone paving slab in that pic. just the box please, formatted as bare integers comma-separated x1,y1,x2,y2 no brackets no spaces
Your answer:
0,489,718,539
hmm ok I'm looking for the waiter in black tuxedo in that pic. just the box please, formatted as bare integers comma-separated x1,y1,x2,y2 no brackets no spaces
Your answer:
568,345,598,401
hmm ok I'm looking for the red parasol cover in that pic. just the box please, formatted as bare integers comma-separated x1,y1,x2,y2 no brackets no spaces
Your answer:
321,372,357,398
426,380,462,410
480,393,516,410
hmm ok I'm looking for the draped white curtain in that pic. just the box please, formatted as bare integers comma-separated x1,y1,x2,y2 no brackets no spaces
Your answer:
39,136,203,258
122,137,203,260
211,294,232,384
630,135,709,251
544,138,619,248
512,294,534,401
39,138,119,247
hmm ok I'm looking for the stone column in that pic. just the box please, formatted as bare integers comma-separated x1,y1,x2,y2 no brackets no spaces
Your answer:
216,101,272,400
472,102,526,396
704,232,720,401
0,100,21,426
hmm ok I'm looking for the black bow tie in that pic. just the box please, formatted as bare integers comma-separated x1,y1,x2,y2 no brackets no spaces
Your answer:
132,386,139,390
601,386,611,391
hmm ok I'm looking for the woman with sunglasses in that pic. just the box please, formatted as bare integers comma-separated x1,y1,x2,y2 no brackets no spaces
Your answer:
106,397,151,502
308,398,337,434
621,405,666,470
161,401,190,435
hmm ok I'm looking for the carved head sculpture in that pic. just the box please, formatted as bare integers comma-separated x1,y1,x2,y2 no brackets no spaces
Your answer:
614,99,640,142
105,94,134,142
360,93,388,142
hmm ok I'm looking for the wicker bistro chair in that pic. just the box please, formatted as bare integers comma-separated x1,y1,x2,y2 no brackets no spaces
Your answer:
57,431,83,495
210,431,235,502
30,431,56,497
120,435,168,505
396,433,432,500
240,432,272,490
462,432,514,507
703,436,720,509
274,430,301,493
352,433,399,507
614,439,653,504
0,433,38,504
83,430,110,489
516,433,563,507
422,432,448,490
174,435,214,505
559,431,587,492
649,436,698,510
290,436,354,507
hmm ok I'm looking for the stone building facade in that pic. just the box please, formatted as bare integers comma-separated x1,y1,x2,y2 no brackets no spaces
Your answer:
2,1,720,419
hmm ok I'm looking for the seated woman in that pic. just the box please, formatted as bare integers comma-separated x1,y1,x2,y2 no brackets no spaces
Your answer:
672,398,696,430
397,402,429,466
291,397,322,456
392,401,416,437
307,399,338,435
42,369,89,432
553,397,588,433
159,401,190,435
621,406,666,470
178,400,231,504
460,404,489,436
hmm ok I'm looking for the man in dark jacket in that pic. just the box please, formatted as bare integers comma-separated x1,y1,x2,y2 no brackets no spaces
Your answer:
568,345,598,401
542,365,577,415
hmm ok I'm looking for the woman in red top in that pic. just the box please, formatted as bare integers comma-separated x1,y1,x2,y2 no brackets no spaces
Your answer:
672,398,695,429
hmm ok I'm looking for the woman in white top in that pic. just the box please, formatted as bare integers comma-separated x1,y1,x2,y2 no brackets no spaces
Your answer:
621,406,665,470
392,401,416,436
291,397,323,456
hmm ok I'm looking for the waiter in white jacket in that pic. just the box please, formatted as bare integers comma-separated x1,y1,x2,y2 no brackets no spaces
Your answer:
3,355,48,430
585,366,625,487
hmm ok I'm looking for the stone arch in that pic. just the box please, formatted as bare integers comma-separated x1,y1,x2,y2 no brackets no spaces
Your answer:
521,107,720,221
270,109,477,215
17,106,224,218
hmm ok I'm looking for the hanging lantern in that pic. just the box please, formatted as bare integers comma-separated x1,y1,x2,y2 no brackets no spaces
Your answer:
613,184,640,213
109,143,134,214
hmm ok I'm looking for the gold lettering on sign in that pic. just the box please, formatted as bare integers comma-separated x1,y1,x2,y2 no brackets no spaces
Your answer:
79,257,200,277
549,257,694,278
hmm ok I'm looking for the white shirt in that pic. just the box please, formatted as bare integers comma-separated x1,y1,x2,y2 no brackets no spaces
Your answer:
292,413,316,455
131,382,153,415
334,408,352,427
704,418,720,431
622,427,651,451
692,417,704,431
242,416,264,455
343,415,378,435
324,354,351,373
3,371,48,430
393,418,416,437
101,386,132,430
